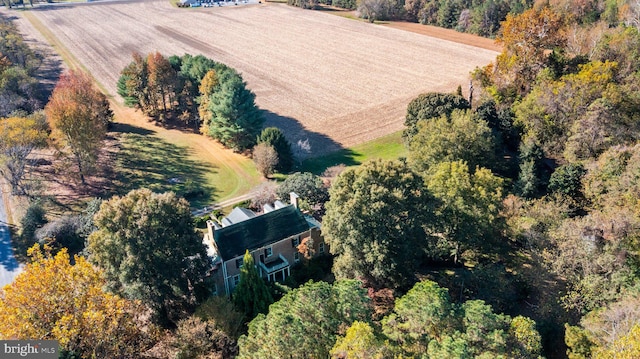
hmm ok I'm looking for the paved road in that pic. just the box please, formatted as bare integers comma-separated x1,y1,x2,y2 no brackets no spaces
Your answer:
0,191,22,288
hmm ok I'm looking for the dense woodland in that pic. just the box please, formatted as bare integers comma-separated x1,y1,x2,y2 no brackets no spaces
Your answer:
2,1,640,358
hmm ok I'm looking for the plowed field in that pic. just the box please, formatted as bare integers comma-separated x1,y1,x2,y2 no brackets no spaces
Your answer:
21,0,498,155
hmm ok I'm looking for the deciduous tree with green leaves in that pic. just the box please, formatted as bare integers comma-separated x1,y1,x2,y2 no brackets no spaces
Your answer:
425,161,504,263
383,280,543,358
87,189,211,325
276,171,328,210
323,159,435,288
403,92,470,141
408,109,497,175
330,321,389,359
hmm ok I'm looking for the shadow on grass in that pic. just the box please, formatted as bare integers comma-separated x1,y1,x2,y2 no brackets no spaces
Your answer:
114,130,216,206
262,109,358,174
111,122,155,136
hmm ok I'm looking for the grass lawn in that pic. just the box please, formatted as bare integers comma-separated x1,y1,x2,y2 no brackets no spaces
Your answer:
300,131,407,174
112,123,260,209
21,12,262,210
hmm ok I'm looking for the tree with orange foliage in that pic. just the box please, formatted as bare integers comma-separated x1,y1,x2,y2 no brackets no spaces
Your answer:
45,70,112,184
491,6,566,100
0,245,152,358
146,51,177,115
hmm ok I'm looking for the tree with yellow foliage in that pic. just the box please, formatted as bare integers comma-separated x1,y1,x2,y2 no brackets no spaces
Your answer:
491,6,566,100
593,324,640,359
0,113,48,194
0,245,151,358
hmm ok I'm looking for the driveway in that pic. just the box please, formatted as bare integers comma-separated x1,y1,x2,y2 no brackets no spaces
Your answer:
0,191,22,288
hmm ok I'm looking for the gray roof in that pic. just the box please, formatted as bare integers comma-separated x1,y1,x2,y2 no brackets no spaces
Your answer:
223,207,257,226
213,205,310,260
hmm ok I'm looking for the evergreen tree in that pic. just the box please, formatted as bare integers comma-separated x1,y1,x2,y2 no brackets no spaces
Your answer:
232,250,274,319
515,139,548,198
258,127,294,172
205,69,264,151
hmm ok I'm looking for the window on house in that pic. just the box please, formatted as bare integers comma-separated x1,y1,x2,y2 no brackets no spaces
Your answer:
235,258,243,269
233,275,240,286
294,252,300,263
265,247,273,257
292,236,300,248
211,283,218,296
318,242,325,254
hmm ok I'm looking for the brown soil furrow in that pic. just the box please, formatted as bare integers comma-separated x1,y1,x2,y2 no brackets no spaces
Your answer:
9,0,498,156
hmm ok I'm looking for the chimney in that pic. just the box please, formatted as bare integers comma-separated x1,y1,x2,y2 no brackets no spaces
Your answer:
290,192,299,209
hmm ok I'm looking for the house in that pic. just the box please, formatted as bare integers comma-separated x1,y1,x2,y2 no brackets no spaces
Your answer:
203,193,326,296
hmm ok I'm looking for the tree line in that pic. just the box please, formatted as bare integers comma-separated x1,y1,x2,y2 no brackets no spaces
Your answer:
117,52,264,151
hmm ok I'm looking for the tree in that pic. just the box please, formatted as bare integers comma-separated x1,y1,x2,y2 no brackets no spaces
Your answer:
172,316,238,359
0,246,150,357
593,324,640,359
195,296,245,339
237,280,371,359
146,51,177,115
18,200,46,257
198,69,219,129
203,68,264,151
330,321,388,359
276,172,328,210
491,6,566,99
36,215,85,256
383,280,542,358
117,52,148,109
257,127,294,173
0,17,41,117
515,138,548,198
424,161,504,263
403,92,470,141
0,114,48,194
250,180,278,210
87,189,211,325
513,61,621,158
548,163,586,198
253,143,279,178
233,250,274,320
382,280,455,355
46,70,112,184
408,109,497,175
323,159,435,288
